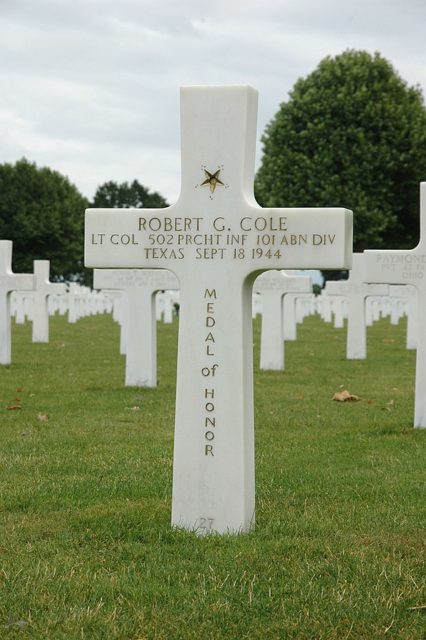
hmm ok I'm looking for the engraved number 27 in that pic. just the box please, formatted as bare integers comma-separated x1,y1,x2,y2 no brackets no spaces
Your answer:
198,517,214,532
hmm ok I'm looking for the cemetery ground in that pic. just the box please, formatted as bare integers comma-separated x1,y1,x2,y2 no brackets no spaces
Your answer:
1,313,424,640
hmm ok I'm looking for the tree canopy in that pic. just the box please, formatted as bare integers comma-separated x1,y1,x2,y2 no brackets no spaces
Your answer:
91,180,168,209
0,158,87,280
255,50,426,255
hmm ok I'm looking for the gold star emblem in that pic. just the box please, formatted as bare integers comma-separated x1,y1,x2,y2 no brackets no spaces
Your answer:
201,168,224,193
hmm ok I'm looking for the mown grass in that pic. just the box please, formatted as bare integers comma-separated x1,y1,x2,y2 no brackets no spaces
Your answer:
0,312,424,639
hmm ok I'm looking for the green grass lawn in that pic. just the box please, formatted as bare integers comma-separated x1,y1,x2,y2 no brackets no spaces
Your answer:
0,312,424,639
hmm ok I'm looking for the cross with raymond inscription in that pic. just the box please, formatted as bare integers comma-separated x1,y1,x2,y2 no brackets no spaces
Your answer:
0,240,35,364
85,86,353,533
364,183,426,427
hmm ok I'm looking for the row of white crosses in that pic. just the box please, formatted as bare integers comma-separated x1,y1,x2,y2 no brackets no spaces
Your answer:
92,268,315,383
10,278,115,326
0,241,115,363
260,281,415,356
0,244,66,359
317,288,414,332
321,284,417,349
252,267,416,371
85,85,353,534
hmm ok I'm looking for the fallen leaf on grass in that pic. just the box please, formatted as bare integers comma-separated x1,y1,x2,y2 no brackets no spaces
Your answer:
37,413,48,422
6,405,22,410
382,399,396,411
332,390,361,402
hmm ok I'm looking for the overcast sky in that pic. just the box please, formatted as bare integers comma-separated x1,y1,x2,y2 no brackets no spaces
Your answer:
1,0,425,204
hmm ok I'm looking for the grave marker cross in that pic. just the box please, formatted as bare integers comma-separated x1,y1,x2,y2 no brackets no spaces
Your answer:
0,240,35,364
364,183,426,427
32,260,67,343
85,86,353,533
93,268,178,386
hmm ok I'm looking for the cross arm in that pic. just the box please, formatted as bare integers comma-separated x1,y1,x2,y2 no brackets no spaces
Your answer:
363,248,425,286
85,204,353,273
93,268,179,291
85,207,176,269
241,205,353,271
3,274,35,292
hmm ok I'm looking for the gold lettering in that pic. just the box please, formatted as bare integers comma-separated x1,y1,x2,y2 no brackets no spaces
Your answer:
213,217,225,231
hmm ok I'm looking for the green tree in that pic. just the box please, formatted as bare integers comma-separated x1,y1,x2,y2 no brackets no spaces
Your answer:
0,158,88,280
91,180,168,208
255,50,426,263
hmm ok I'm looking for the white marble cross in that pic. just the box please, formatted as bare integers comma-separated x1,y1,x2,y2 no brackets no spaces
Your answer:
254,270,312,370
364,183,426,427
32,260,67,343
0,240,35,364
93,269,178,387
85,85,353,534
324,253,388,359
